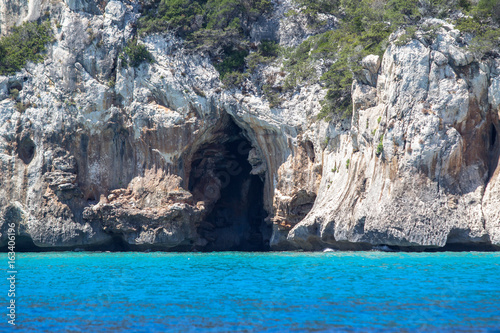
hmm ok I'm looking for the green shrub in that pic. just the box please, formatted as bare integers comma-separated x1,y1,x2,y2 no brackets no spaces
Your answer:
281,0,500,122
346,159,350,169
139,0,273,81
458,0,472,12
123,39,154,68
15,102,30,113
262,83,281,107
215,48,249,79
455,16,483,34
476,0,500,23
468,28,500,59
247,40,280,70
376,135,384,156
221,71,250,88
293,0,339,17
454,1,500,60
285,22,391,120
394,26,418,46
452,0,500,58
246,52,267,72
292,0,339,28
0,20,53,75
259,40,279,57
283,0,424,121
9,88,19,100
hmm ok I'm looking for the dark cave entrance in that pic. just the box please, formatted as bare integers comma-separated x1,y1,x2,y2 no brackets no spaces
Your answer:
490,124,497,149
17,135,35,164
188,116,270,251
488,123,500,181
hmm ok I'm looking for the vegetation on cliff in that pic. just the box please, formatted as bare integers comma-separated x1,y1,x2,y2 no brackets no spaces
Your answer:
1,0,498,122
0,21,52,75
139,0,500,120
283,0,499,120
121,39,154,68
139,0,272,80
455,0,500,59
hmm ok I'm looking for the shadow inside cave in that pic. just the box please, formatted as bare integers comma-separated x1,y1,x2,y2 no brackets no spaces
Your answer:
188,116,270,251
488,123,500,181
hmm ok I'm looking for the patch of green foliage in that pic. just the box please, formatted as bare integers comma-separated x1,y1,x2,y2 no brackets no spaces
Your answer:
284,0,429,120
246,40,279,71
137,0,500,114
262,83,282,107
215,48,248,79
259,39,280,57
285,0,411,120
292,0,339,28
455,0,500,59
15,102,30,113
140,0,271,37
346,158,350,169
221,71,250,88
376,134,384,156
9,88,19,100
122,39,154,68
475,0,500,24
241,40,280,101
394,26,418,46
0,20,53,75
139,0,272,78
282,0,499,121
468,29,500,59
294,0,339,16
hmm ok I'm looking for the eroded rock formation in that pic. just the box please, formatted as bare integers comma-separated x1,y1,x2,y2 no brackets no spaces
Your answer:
0,0,499,251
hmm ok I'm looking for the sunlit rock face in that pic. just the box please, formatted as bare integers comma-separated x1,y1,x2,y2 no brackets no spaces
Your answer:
0,0,499,251
288,40,500,251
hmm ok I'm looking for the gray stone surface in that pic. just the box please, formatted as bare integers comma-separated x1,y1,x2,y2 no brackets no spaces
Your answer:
0,2,499,251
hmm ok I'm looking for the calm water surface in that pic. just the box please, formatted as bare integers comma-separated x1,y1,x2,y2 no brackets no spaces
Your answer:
1,251,500,332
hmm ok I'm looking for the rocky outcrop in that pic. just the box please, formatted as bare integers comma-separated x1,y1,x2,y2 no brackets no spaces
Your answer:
0,1,499,251
287,24,500,251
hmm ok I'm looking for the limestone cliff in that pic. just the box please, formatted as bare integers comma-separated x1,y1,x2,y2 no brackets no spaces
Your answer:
0,0,499,251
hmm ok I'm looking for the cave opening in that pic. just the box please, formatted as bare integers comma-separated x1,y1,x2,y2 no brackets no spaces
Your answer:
490,124,497,150
17,136,35,164
488,123,500,181
188,116,270,251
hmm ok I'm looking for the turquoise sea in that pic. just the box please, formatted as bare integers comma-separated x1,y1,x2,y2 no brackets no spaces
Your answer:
1,251,500,332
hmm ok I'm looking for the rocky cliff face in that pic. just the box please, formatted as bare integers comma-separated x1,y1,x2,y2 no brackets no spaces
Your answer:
0,0,499,251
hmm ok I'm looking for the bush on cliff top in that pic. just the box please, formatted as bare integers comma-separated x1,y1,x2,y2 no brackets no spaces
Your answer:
0,20,53,75
122,39,154,68
284,0,499,121
284,0,417,120
139,0,272,39
455,0,500,59
139,0,272,79
138,0,499,116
